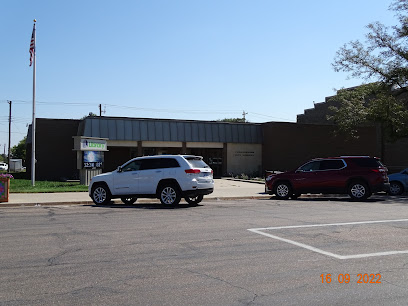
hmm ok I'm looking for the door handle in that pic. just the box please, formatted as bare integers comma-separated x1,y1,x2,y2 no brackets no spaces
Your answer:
155,170,162,173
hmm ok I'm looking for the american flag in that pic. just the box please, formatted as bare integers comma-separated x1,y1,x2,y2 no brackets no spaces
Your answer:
29,24,35,66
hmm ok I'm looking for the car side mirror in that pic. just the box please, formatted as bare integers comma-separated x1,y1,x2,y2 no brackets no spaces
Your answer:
117,166,123,173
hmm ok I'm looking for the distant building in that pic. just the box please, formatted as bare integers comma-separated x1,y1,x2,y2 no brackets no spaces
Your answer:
26,117,263,182
296,88,408,173
25,113,407,183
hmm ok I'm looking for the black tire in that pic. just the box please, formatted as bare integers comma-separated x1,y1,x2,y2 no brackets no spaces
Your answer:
348,181,370,201
121,197,137,204
159,184,181,205
274,182,291,200
185,195,204,205
91,184,111,205
389,181,404,196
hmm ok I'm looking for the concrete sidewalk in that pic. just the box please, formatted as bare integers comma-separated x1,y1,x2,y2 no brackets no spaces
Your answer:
1,178,269,207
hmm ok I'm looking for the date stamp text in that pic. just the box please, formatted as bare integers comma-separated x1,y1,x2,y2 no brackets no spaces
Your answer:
321,273,381,284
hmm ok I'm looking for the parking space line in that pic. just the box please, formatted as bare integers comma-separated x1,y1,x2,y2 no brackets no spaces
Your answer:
248,219,408,260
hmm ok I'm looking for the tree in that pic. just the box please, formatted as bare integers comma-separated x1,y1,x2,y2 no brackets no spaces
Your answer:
333,0,408,88
217,118,247,123
331,0,408,153
80,112,98,120
328,84,408,140
11,137,27,163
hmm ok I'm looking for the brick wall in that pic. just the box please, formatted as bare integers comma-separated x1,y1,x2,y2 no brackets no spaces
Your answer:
262,122,380,172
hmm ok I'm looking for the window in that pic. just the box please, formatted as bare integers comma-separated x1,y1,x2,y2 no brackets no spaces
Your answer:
350,158,381,168
186,157,210,168
299,161,321,172
160,158,180,169
122,160,142,172
319,159,345,170
140,158,161,170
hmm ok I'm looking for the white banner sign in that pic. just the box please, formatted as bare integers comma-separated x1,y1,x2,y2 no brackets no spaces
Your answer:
80,139,107,151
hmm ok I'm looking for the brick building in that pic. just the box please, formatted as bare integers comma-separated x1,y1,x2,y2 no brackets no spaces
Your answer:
25,114,402,183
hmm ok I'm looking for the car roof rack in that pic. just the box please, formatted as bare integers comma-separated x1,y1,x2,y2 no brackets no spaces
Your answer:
339,156,370,158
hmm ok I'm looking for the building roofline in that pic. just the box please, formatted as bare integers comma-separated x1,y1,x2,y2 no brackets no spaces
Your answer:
84,115,263,126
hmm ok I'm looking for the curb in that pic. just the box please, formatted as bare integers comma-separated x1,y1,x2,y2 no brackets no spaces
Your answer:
222,178,265,184
0,195,272,208
0,200,95,208
2,194,405,208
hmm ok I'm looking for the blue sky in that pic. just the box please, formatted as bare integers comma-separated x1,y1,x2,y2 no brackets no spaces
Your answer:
0,0,396,148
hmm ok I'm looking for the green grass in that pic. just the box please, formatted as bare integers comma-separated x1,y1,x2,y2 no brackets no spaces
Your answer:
10,179,89,193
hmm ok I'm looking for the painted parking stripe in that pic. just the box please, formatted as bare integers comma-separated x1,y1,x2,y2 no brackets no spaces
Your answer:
248,219,408,260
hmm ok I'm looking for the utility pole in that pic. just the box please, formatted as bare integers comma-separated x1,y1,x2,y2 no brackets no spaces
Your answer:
98,104,106,117
8,100,11,173
242,110,248,123
31,20,37,186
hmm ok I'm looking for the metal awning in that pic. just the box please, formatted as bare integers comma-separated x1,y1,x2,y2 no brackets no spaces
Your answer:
80,117,263,144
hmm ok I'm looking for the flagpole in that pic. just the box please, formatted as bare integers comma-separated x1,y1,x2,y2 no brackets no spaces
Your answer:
31,19,36,186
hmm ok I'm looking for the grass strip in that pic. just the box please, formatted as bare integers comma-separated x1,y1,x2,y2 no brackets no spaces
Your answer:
10,179,88,193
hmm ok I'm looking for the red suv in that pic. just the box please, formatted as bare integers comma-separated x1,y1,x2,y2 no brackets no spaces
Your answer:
265,156,389,201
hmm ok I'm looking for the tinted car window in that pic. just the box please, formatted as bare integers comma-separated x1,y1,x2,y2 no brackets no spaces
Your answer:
320,159,345,170
186,157,210,168
140,159,161,170
350,158,381,168
122,160,142,172
160,158,180,169
299,161,321,172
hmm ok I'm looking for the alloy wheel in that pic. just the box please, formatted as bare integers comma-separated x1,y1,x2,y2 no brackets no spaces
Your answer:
276,184,289,198
389,182,403,196
350,183,366,199
93,186,107,204
161,186,177,205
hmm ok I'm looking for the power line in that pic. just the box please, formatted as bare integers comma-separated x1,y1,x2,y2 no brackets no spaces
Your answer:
0,99,241,114
0,131,27,134
248,112,295,122
1,99,296,121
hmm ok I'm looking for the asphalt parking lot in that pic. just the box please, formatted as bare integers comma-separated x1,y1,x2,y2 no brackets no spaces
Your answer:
1,195,408,305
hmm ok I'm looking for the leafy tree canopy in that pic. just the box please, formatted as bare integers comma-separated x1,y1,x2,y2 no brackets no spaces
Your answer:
333,0,408,87
80,112,98,120
328,83,408,141
11,136,27,162
217,118,247,123
331,0,408,141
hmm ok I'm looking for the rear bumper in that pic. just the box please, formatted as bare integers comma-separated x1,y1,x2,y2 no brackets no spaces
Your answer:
183,188,214,197
371,182,390,193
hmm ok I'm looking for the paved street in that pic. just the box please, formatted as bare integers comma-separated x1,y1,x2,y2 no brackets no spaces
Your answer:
1,196,408,305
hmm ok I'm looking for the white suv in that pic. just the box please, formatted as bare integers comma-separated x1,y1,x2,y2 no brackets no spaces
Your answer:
0,163,8,171
89,155,214,206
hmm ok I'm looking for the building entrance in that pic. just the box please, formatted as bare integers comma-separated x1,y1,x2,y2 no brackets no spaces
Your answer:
188,148,223,178
127,146,224,178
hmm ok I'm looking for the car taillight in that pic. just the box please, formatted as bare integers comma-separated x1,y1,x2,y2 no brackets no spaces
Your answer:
371,169,380,173
185,169,201,174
